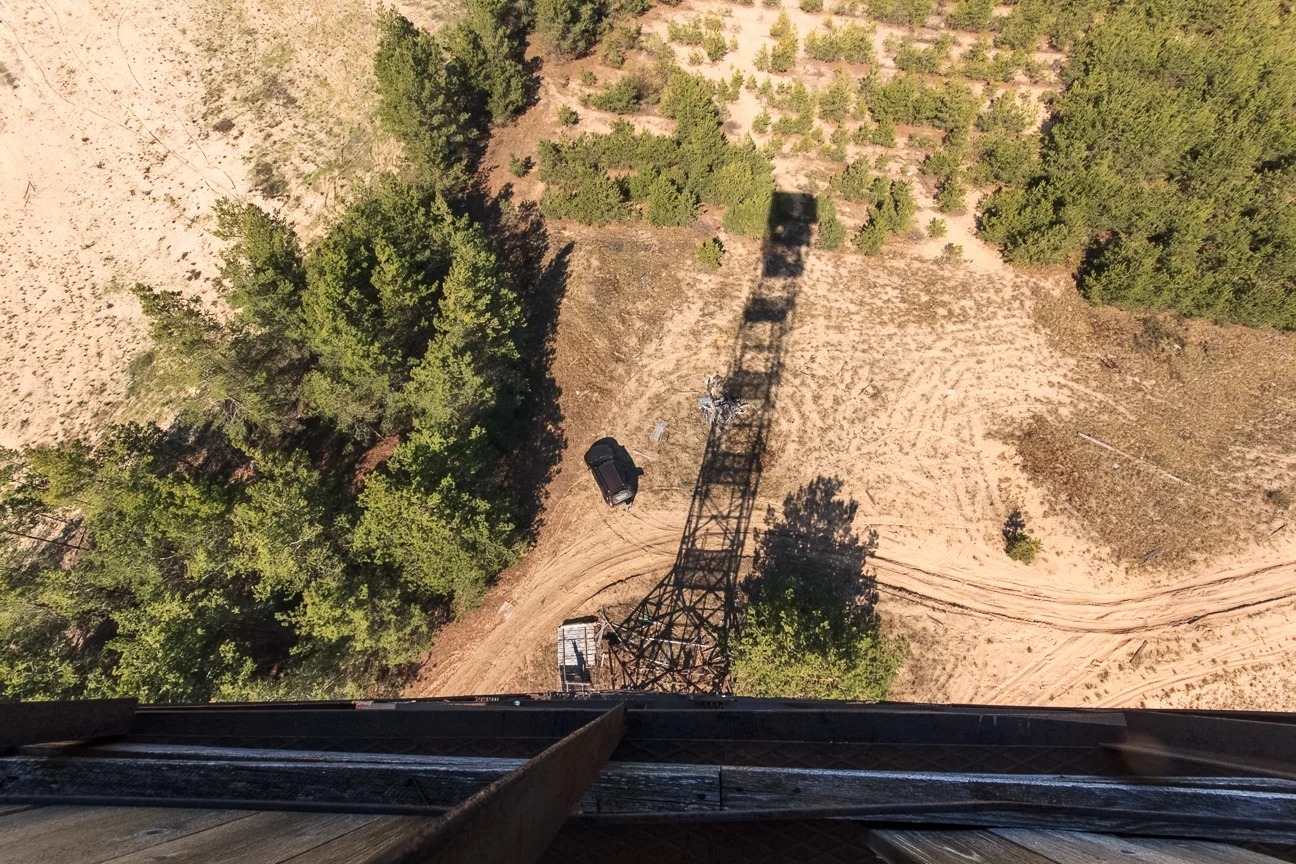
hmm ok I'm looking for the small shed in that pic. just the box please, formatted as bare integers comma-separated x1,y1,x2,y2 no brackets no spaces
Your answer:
557,616,602,692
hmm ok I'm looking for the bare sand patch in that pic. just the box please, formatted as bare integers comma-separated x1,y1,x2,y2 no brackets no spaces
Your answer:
0,0,430,448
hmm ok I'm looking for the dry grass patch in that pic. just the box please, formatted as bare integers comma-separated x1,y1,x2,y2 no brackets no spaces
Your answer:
1020,294,1296,567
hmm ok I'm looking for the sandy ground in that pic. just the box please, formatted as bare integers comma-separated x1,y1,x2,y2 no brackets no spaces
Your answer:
0,0,425,449
1,0,242,446
410,223,1296,708
425,6,1296,706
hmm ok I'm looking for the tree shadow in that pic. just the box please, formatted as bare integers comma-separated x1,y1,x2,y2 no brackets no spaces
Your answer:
744,476,879,630
521,55,544,113
484,195,571,543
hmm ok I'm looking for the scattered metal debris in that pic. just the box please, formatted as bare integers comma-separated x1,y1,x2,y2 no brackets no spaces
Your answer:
698,375,748,429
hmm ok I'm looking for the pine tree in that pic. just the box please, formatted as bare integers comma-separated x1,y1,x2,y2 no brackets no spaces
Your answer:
374,9,483,188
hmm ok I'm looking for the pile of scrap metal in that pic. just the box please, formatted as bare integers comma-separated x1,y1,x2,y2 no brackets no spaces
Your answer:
698,375,748,428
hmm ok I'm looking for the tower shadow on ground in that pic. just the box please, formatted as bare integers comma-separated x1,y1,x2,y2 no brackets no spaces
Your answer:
604,192,812,693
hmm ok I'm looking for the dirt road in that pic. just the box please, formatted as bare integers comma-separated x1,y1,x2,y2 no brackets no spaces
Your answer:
872,551,1296,706
415,476,1296,706
413,492,687,697
874,556,1296,635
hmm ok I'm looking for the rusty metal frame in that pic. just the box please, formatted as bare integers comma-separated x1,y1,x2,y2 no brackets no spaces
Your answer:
360,703,627,864
0,699,136,751
10,698,1296,856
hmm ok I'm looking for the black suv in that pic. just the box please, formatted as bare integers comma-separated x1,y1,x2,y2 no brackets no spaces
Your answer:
584,441,633,508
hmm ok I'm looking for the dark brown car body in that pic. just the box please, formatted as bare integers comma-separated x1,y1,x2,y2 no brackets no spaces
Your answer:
584,443,633,507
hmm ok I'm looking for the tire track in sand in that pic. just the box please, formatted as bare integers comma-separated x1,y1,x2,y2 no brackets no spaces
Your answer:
417,506,683,697
874,552,1296,706
873,555,1296,634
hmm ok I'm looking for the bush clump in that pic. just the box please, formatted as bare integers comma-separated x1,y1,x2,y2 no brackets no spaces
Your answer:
866,0,933,26
645,174,699,226
588,76,644,113
697,237,725,268
539,167,629,224
946,0,994,31
1003,509,1041,563
830,157,873,202
862,74,979,134
957,38,1020,82
851,178,916,255
755,12,798,73
893,34,951,75
816,196,847,251
536,0,608,57
972,135,1040,187
870,117,896,147
976,91,1036,136
804,21,875,64
772,83,817,135
668,17,705,45
601,21,641,68
817,72,854,124
935,172,968,213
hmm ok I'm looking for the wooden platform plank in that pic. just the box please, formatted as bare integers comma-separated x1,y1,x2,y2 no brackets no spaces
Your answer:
1130,839,1294,864
100,811,376,864
0,806,253,864
716,768,1296,841
994,830,1288,864
869,830,1059,864
280,817,426,864
584,763,721,813
0,753,507,811
3,750,720,815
